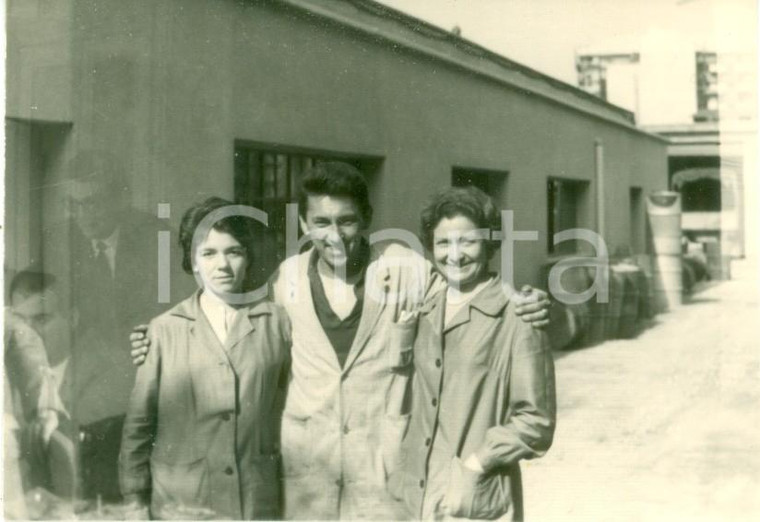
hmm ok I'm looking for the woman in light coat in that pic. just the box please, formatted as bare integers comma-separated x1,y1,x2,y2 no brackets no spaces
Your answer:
390,187,556,521
119,197,290,520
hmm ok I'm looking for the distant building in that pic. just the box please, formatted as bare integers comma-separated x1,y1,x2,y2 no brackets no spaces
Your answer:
576,15,757,259
576,51,640,117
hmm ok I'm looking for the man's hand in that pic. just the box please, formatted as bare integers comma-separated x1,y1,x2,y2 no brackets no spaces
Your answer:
130,325,150,366
27,409,59,464
37,409,58,444
513,285,551,328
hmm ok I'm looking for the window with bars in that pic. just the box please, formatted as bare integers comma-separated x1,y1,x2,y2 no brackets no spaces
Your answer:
451,167,508,206
233,144,379,282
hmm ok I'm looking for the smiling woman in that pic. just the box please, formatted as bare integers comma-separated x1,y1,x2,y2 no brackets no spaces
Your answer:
421,186,501,295
119,197,291,520
390,186,557,521
431,214,490,294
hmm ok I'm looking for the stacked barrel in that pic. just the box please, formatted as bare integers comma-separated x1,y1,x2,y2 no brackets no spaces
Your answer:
542,259,650,349
540,189,686,347
704,239,731,280
612,263,641,339
646,191,682,312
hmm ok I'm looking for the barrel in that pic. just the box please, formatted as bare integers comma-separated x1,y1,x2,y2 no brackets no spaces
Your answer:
647,191,682,312
647,192,682,255
638,270,655,320
612,263,641,338
633,255,655,319
603,269,624,340
545,302,580,350
576,265,607,347
634,254,656,320
652,255,683,312
542,260,592,349
681,259,697,295
704,239,731,280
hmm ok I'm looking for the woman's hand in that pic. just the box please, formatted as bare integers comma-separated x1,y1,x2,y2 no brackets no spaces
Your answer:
440,456,485,518
129,325,150,366
513,285,551,328
462,453,484,473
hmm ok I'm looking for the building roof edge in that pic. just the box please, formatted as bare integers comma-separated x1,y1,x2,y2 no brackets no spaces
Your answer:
279,0,666,141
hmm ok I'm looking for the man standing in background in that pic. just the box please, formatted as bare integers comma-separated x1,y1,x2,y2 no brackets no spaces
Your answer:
54,152,171,502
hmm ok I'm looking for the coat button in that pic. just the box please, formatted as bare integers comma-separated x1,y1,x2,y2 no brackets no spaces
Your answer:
221,412,231,421
335,478,344,487
224,467,234,475
435,358,442,368
425,437,431,447
431,398,438,407
343,424,350,435
419,479,425,488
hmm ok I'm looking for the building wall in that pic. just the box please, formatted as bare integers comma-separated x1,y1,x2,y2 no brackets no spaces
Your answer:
6,0,73,123
6,0,667,290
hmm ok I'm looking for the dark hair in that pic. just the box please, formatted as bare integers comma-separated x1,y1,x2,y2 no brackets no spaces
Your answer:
9,270,57,300
420,186,502,256
298,161,373,225
178,197,256,279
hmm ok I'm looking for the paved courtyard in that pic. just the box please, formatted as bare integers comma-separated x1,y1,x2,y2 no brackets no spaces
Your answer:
524,259,760,521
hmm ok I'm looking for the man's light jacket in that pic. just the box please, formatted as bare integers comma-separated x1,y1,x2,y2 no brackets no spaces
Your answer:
271,242,437,520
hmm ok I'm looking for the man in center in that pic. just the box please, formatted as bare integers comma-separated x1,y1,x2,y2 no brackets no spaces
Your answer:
270,161,549,520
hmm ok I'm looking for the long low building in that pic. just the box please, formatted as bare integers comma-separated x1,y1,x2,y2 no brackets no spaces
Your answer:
7,0,667,296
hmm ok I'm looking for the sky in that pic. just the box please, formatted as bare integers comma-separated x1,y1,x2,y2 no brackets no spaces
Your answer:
375,0,757,86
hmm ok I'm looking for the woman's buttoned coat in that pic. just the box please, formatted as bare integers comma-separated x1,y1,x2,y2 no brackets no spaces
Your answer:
391,277,556,521
119,291,291,520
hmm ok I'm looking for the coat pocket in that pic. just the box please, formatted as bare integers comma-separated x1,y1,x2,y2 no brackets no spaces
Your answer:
388,320,417,370
150,455,210,518
280,412,312,478
444,457,510,520
250,453,281,520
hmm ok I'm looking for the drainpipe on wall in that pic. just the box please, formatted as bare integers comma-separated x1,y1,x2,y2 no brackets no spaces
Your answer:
595,139,605,242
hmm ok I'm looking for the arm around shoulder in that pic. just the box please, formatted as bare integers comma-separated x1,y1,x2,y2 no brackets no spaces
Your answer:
119,320,163,499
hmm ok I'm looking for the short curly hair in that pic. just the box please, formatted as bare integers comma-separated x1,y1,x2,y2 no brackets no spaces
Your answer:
178,197,256,279
419,186,502,256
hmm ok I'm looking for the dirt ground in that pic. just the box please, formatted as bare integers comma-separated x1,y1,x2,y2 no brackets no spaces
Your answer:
523,258,760,522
